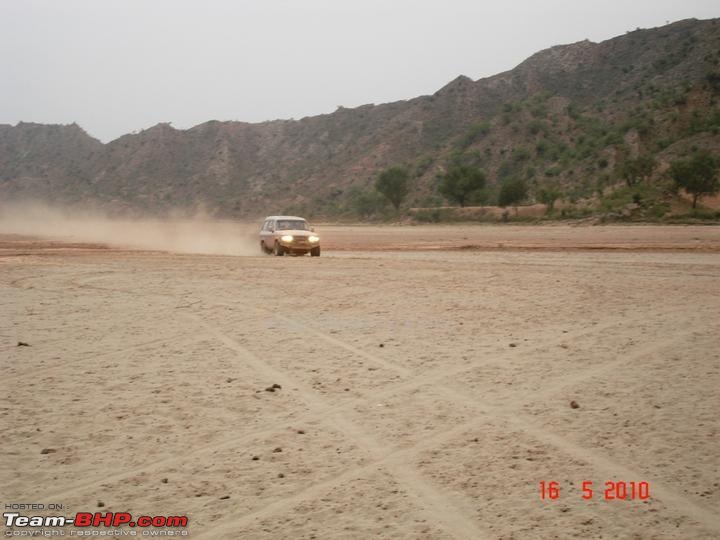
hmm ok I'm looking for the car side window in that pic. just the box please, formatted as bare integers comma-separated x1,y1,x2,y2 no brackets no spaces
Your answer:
267,221,275,232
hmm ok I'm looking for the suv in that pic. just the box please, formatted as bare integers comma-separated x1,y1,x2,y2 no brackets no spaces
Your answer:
259,216,321,257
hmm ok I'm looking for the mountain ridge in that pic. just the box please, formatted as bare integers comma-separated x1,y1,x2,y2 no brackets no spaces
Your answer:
1,17,719,218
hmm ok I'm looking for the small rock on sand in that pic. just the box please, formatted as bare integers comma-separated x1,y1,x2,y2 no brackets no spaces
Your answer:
570,400,580,409
17,342,30,347
40,448,56,455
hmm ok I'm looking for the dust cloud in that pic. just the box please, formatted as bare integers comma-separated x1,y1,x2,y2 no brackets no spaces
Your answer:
0,202,260,256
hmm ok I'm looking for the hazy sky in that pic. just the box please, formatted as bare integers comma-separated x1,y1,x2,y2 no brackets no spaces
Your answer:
1,0,718,142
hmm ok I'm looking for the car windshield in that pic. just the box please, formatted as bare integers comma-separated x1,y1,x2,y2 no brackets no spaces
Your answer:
276,220,309,231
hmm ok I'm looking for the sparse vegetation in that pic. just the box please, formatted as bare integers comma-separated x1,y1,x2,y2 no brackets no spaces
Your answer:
457,122,490,150
414,155,434,177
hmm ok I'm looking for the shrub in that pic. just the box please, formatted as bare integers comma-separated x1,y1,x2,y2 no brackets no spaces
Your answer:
497,160,522,180
511,147,531,162
566,104,581,121
348,187,387,218
536,139,550,156
536,185,562,214
457,122,490,149
414,155,434,177
545,166,562,177
528,119,549,136
706,71,720,94
531,103,548,118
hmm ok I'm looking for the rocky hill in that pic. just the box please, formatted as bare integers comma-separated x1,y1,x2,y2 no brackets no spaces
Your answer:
1,18,719,219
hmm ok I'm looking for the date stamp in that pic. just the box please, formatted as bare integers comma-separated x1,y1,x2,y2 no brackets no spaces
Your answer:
540,480,650,500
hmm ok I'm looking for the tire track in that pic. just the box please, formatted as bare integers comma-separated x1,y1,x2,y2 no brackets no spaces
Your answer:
31,302,661,504
194,309,703,537
195,323,717,537
191,313,489,540
274,314,720,535
26,269,717,536
273,313,412,377
193,412,493,539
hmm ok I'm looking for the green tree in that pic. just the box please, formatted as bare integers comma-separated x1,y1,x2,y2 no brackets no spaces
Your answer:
620,154,656,187
669,150,719,208
439,165,487,207
537,185,562,214
375,167,410,210
498,179,528,214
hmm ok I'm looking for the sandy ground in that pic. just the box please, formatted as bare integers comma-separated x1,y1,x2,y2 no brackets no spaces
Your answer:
1,224,719,539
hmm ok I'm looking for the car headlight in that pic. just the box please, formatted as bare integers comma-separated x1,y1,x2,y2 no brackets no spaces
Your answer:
281,235,293,242
308,235,320,243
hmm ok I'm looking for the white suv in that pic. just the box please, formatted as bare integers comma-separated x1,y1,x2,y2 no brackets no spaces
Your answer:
259,216,321,257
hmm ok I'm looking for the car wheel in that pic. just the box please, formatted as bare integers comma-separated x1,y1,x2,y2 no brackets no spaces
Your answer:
273,241,284,256
310,246,321,257
260,241,268,254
